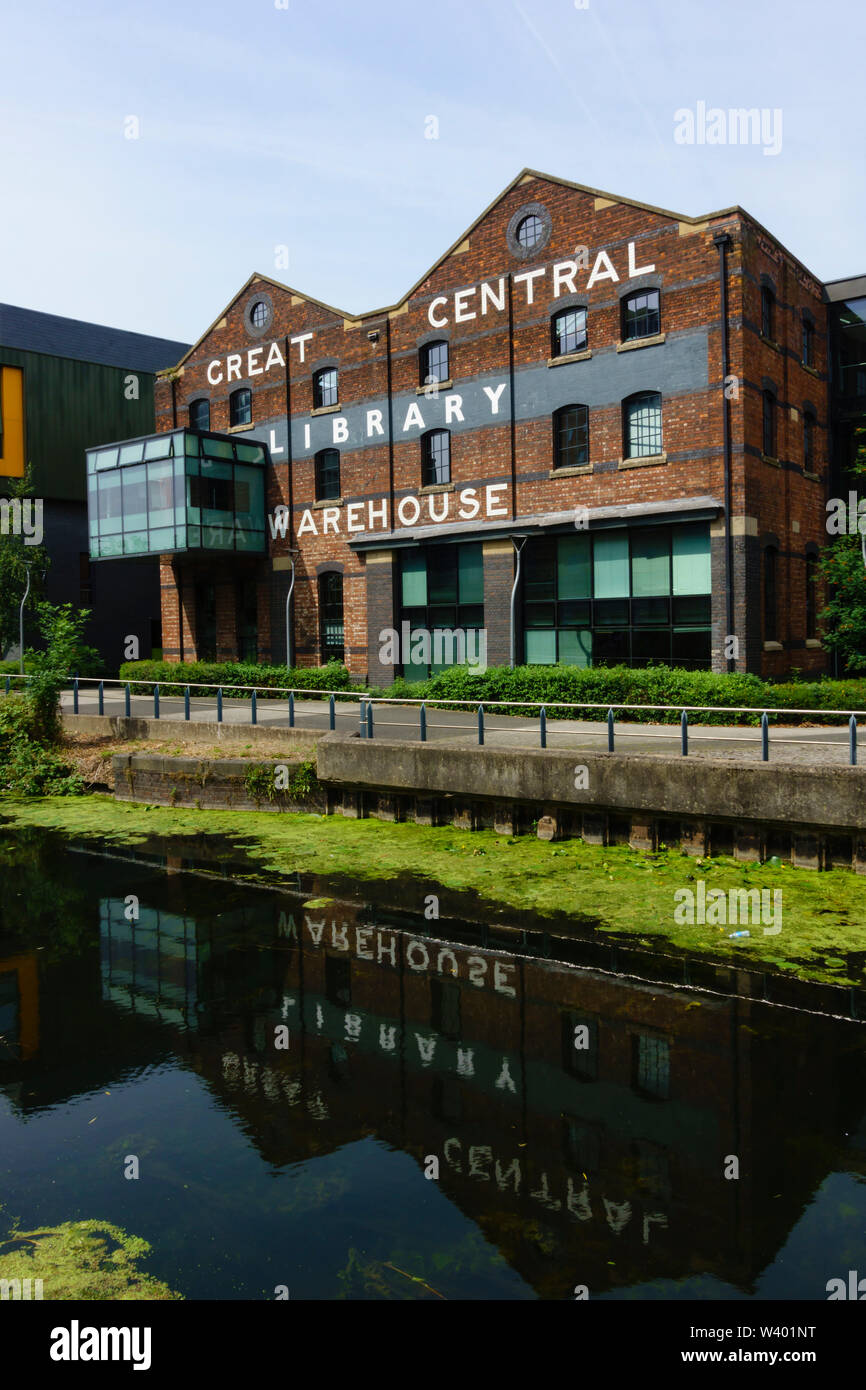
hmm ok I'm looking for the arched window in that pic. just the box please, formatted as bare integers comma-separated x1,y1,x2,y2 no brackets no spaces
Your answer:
420,341,449,386
764,546,778,642
315,448,341,501
229,388,252,427
189,398,210,431
313,367,339,410
623,392,662,459
553,405,589,470
761,285,775,339
762,389,776,457
421,429,450,486
551,308,587,357
621,289,660,342
319,572,344,663
803,408,816,471
805,553,818,639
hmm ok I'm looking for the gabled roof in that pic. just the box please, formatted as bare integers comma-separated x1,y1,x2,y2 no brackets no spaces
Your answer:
0,303,189,372
167,167,823,374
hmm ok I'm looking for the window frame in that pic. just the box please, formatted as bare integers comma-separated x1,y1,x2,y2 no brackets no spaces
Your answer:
551,307,588,358
188,398,210,431
621,288,661,343
229,388,252,428
622,391,663,459
553,404,589,470
314,447,341,501
421,428,451,486
313,367,339,410
419,340,449,386
761,285,775,340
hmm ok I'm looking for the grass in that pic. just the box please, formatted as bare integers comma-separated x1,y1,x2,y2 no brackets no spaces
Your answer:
2,793,866,986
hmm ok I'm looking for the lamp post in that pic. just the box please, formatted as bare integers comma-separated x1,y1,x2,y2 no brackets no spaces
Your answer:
509,533,530,668
284,548,300,671
19,562,32,676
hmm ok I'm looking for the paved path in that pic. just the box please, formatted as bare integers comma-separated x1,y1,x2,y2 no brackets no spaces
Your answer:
60,688,860,766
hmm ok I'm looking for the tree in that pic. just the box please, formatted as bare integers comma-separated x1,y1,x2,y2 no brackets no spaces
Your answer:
0,467,49,656
818,423,866,674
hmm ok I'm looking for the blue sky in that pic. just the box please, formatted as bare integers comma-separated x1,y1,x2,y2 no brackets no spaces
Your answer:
1,0,863,343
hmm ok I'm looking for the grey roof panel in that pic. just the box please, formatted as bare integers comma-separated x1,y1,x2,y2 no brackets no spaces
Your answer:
0,302,189,371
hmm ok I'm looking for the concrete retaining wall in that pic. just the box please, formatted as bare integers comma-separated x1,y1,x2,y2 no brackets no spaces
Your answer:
113,753,327,815
67,713,316,748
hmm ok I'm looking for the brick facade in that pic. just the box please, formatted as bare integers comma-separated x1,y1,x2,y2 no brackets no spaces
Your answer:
150,169,831,681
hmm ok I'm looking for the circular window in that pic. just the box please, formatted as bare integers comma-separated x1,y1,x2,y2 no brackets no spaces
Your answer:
516,215,544,250
243,291,274,337
506,202,552,260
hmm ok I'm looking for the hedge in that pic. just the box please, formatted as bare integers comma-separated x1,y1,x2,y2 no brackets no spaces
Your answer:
371,664,866,726
117,659,358,700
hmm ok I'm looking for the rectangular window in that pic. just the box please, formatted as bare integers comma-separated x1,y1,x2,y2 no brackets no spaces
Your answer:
552,309,587,357
624,394,662,458
397,542,484,677
761,286,775,340
762,392,776,457
593,533,630,598
633,1034,670,1099
802,319,814,367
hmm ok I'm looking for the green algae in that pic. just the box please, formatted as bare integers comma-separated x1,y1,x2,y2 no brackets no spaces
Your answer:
0,1218,183,1300
2,792,866,986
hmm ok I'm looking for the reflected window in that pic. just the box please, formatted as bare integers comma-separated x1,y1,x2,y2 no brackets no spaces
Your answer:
632,1034,670,1099
552,308,587,357
622,289,660,342
319,571,344,664
189,399,210,430
553,404,589,470
422,429,450,486
420,340,449,386
623,391,662,458
315,448,341,501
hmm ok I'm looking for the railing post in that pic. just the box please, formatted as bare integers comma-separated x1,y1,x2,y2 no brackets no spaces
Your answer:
154,684,160,720
329,694,335,731
478,704,484,746
289,691,295,728
184,686,190,721
366,701,374,739
217,687,223,724
681,708,688,756
607,707,615,752
850,715,857,767
98,680,104,716
125,682,131,718
73,677,79,714
359,699,366,739
251,689,257,726
761,712,769,762
540,705,547,748
420,701,427,743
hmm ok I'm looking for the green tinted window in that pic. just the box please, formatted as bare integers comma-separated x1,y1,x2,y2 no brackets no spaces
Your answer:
402,551,427,607
557,533,591,599
631,530,670,596
673,524,711,594
593,533,630,597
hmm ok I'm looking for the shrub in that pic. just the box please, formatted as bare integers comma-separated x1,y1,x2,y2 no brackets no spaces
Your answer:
0,695,83,796
118,659,358,700
372,663,866,725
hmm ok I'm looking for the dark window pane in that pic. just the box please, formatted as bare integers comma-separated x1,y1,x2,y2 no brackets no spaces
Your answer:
632,629,671,663
632,597,670,626
554,405,588,469
314,368,339,409
672,627,711,666
230,389,252,427
557,599,591,626
517,214,543,249
594,629,630,665
315,449,341,500
594,597,629,626
422,429,450,485
319,572,344,662
552,309,587,357
672,595,711,626
420,340,449,385
525,602,556,628
189,399,210,430
761,287,775,339
763,391,776,456
622,289,660,341
524,537,556,600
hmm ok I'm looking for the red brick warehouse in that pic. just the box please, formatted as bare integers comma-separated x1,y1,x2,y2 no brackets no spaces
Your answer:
86,168,832,682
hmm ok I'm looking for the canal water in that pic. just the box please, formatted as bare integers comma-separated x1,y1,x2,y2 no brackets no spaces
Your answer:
1,823,866,1301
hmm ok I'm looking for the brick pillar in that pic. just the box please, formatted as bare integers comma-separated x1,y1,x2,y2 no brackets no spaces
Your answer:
711,516,761,674
365,550,397,686
160,556,180,662
482,538,513,668
180,570,196,661
216,580,238,662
